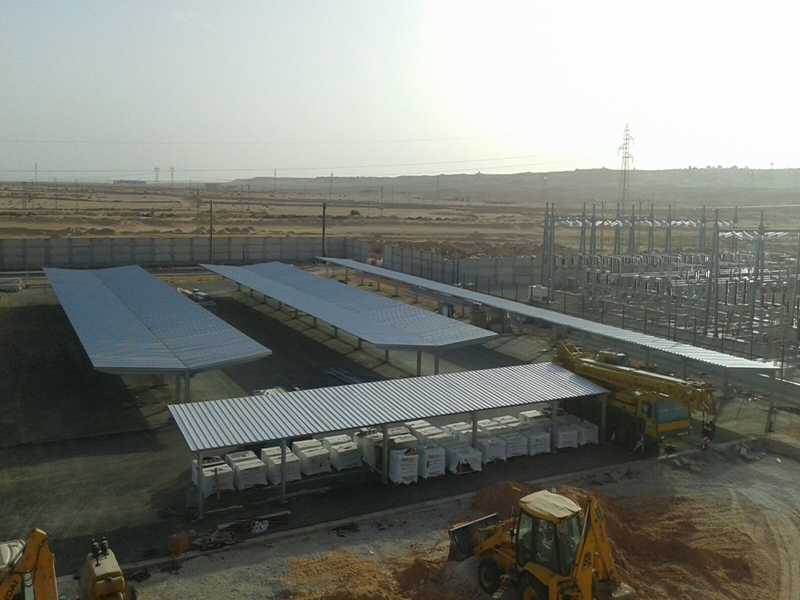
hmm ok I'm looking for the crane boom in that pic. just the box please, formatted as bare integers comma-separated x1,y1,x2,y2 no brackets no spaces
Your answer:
0,529,59,600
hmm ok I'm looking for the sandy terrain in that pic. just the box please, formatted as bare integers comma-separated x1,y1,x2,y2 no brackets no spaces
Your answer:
2,168,800,255
120,444,797,600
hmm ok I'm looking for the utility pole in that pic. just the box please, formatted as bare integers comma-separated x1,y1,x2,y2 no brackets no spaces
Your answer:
34,163,38,184
647,204,654,254
170,166,175,188
321,202,327,257
273,169,277,195
329,173,333,202
154,166,160,185
208,192,214,264
617,123,634,253
614,202,621,254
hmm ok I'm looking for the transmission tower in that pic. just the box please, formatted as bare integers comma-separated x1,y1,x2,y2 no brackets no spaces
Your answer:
617,124,634,254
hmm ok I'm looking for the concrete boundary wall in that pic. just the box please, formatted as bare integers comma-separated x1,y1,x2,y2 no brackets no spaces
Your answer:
383,244,541,289
0,236,368,270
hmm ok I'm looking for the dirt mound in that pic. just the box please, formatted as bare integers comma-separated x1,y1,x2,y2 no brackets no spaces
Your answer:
284,549,400,599
470,481,537,516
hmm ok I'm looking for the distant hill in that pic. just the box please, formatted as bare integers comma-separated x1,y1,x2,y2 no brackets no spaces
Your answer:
230,168,800,207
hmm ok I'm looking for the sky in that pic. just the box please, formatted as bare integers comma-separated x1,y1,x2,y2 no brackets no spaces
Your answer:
1,1,798,183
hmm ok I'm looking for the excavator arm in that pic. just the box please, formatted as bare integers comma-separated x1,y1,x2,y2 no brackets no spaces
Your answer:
568,500,635,600
0,529,59,600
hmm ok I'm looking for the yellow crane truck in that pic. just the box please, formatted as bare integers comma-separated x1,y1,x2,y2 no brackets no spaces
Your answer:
0,529,136,600
449,489,636,600
553,343,715,450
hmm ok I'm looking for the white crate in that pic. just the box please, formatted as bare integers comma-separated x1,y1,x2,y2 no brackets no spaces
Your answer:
329,442,362,471
387,426,410,437
261,448,302,485
549,425,579,449
446,446,483,474
478,438,508,464
292,439,323,453
477,418,496,429
391,433,419,449
413,425,444,445
525,430,552,456
442,422,472,436
500,432,528,458
423,432,456,448
389,449,419,484
519,409,545,424
418,446,446,479
404,419,431,434
191,456,224,483
295,446,331,476
354,431,383,452
321,434,353,450
494,415,521,429
558,414,583,426
192,463,234,498
224,450,258,466
232,458,268,490
574,421,599,445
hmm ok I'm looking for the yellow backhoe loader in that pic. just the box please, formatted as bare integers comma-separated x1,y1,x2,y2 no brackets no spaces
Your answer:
449,490,635,600
0,529,136,600
553,342,715,450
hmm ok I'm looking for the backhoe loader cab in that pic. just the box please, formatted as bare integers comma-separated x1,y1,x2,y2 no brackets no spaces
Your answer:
450,490,635,600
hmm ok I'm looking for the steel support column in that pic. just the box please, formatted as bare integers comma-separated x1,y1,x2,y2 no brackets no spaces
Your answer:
600,394,608,443
434,348,440,375
416,351,422,376
550,400,558,453
197,451,205,519
470,411,478,448
280,439,288,504
381,424,389,484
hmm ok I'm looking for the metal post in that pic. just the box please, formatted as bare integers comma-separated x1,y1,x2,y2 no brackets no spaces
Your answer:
601,300,605,324
313,317,317,327
357,338,362,350
621,304,625,329
682,358,688,380
394,282,399,297
414,288,419,303
333,326,338,338
381,424,389,484
599,394,608,443
644,349,650,368
550,400,558,453
765,372,776,433
174,375,181,403
360,271,364,286
434,348,440,375
280,439,288,504
197,452,205,519
644,308,648,333
563,292,567,314
471,411,478,448
384,349,389,363
184,371,191,403
416,351,422,376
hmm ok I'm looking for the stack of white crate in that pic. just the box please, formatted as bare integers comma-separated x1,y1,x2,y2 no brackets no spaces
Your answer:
478,437,508,464
446,445,483,474
574,421,600,445
500,432,528,458
261,447,302,485
525,429,552,455
548,424,579,449
322,435,363,471
224,451,268,491
354,431,384,467
417,445,446,479
292,439,331,476
389,448,419,484
191,456,235,498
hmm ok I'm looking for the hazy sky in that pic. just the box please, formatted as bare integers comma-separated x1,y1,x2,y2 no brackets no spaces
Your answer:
2,1,798,182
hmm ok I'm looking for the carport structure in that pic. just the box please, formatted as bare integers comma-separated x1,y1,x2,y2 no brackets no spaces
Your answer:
169,362,608,517
322,258,783,431
203,261,496,374
45,265,272,401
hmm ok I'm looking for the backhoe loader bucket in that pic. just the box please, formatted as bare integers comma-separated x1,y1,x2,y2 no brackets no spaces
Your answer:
594,580,637,600
447,513,500,562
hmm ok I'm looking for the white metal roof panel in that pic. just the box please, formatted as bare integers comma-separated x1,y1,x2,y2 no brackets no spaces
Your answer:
45,265,272,374
202,262,496,351
169,362,607,452
321,258,778,371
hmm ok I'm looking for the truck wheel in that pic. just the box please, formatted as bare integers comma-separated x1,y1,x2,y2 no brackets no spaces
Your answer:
614,421,636,451
519,572,548,600
478,558,501,594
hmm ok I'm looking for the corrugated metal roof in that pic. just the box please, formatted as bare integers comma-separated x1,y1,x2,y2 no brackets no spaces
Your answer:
45,266,272,374
321,258,778,371
202,262,496,351
169,362,607,452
